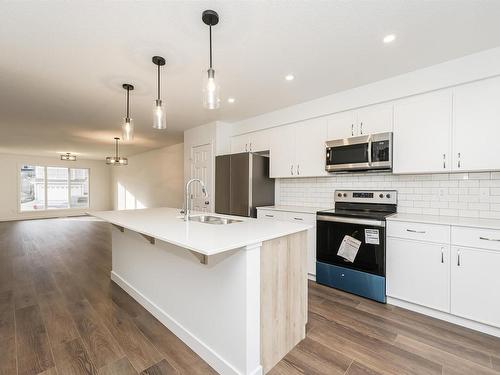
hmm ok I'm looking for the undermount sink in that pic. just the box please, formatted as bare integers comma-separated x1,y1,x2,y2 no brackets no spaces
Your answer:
188,215,243,225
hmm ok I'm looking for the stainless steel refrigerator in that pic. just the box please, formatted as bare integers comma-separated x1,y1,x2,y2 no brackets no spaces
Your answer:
215,153,275,218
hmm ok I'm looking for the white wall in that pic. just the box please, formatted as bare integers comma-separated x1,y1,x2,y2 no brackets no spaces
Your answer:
111,143,184,210
231,46,500,135
0,153,111,221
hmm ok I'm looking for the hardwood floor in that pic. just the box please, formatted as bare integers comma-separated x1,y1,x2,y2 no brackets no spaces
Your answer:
0,217,499,375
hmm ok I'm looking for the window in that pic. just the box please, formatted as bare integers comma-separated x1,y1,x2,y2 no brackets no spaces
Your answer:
20,166,45,211
19,165,90,212
70,168,89,208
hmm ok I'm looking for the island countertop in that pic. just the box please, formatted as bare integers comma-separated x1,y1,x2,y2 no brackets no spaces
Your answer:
89,207,312,256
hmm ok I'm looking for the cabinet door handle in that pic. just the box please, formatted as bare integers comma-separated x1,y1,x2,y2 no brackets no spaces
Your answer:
249,142,252,151
441,247,444,263
443,154,446,169
360,122,363,134
480,236,500,242
293,217,303,221
351,124,354,136
297,164,300,175
406,229,426,234
457,249,461,266
458,152,461,168
290,165,294,175
265,214,274,218
245,143,248,152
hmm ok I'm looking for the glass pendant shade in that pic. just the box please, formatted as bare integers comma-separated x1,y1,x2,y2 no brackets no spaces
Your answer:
106,138,128,166
105,156,128,166
122,117,134,142
202,10,220,110
203,68,220,109
153,99,166,129
121,83,134,141
61,153,76,161
152,56,167,130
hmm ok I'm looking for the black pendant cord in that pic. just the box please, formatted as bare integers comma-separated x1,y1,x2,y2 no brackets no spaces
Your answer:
157,64,161,101
126,87,130,118
209,25,213,69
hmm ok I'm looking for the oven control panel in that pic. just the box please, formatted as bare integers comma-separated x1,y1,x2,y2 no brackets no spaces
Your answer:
334,190,397,205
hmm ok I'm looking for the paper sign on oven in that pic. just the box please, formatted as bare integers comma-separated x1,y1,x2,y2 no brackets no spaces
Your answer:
364,229,380,245
337,235,362,262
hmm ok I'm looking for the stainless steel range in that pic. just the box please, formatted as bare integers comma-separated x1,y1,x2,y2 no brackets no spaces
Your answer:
316,190,397,303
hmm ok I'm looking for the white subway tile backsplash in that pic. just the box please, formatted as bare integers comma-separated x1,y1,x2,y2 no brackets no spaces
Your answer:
278,172,500,218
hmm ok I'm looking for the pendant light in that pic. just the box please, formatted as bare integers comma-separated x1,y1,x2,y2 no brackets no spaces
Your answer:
152,56,167,129
61,153,76,161
202,10,220,109
121,84,134,141
106,137,128,166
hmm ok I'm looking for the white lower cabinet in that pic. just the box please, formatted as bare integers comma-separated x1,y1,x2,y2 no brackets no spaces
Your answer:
387,238,450,312
257,208,317,278
450,246,500,328
387,220,500,334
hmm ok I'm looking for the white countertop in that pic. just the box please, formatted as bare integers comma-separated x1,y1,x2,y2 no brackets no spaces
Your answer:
387,213,500,230
257,205,328,214
89,207,311,256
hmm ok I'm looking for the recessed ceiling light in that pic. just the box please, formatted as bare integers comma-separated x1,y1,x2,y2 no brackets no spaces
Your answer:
383,34,396,44
227,97,235,103
285,74,295,81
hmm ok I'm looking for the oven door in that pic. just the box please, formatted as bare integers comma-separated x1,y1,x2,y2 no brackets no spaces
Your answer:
316,215,386,276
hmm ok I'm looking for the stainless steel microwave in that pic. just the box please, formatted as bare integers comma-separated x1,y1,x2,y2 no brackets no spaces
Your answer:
325,132,393,173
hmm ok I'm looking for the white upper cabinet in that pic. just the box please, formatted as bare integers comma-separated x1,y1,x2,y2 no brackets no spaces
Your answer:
230,129,272,154
356,103,394,135
393,90,452,174
327,111,357,139
230,134,249,153
270,118,327,178
270,124,296,178
453,76,500,172
327,103,393,140
294,118,328,177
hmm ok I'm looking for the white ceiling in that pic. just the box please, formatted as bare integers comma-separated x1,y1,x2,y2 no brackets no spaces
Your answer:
1,0,500,160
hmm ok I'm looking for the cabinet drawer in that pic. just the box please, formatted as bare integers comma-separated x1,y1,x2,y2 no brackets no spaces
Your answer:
387,220,450,243
257,209,284,221
282,211,316,225
452,226,500,252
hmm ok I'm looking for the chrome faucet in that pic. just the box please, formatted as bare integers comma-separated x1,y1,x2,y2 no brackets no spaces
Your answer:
183,178,209,221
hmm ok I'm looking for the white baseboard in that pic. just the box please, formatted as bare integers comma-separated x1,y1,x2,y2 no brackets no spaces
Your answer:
307,273,316,282
387,297,500,338
111,271,262,375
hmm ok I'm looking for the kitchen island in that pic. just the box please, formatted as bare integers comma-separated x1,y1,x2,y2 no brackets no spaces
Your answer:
89,207,311,375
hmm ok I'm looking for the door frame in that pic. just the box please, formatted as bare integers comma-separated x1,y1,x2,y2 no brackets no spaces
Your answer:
189,142,214,212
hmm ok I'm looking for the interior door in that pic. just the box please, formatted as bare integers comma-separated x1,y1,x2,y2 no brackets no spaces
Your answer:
295,118,328,177
451,246,500,327
190,143,212,212
453,76,500,171
393,90,452,174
